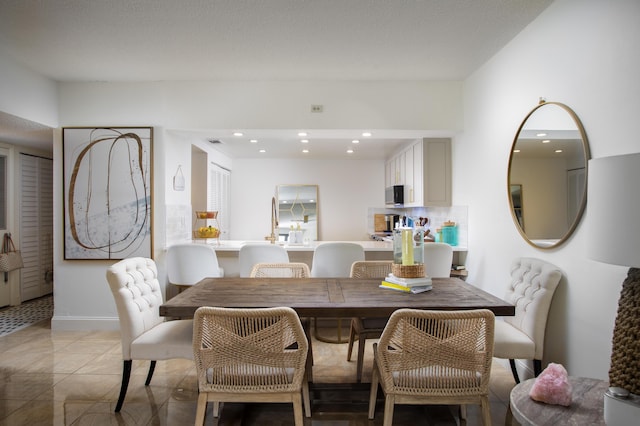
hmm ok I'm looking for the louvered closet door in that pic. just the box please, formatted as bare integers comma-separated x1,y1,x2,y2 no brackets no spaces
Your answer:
19,154,53,302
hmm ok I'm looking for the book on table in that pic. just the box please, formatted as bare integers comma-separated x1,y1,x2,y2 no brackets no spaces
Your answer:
384,273,432,287
380,274,433,294
379,280,432,294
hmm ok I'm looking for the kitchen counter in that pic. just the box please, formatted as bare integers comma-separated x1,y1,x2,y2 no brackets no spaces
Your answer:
204,239,466,252
206,240,395,252
189,239,466,277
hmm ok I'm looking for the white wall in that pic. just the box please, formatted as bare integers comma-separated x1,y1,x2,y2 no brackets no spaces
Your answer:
0,45,58,127
230,159,384,241
456,0,640,380
52,80,461,329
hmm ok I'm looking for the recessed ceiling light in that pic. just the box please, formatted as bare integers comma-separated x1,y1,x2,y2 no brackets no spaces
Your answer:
298,132,307,137
537,133,547,137
250,139,258,143
352,139,360,144
259,149,266,153
302,149,309,153
542,140,551,143
362,132,372,137
347,149,354,154
301,139,309,143
233,132,243,137
514,149,521,153
555,149,563,153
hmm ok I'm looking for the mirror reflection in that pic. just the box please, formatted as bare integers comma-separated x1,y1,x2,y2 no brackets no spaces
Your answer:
277,184,318,243
508,101,590,249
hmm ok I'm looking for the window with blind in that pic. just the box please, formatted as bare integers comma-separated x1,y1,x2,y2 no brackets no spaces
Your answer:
208,162,230,239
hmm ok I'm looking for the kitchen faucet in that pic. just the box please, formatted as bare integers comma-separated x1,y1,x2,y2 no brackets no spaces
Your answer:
265,196,278,244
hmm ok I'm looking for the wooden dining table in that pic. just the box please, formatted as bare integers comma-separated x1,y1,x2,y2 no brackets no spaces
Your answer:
159,276,515,318
161,276,515,412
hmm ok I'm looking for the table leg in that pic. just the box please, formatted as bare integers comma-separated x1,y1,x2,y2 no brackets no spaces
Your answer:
313,317,348,344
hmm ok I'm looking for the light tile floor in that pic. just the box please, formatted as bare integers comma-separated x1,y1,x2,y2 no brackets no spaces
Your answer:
0,318,520,425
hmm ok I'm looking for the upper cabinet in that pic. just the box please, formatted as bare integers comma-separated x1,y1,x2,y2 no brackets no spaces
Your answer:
385,138,451,207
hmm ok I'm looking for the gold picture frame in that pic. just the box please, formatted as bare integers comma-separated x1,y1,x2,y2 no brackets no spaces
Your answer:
62,127,153,259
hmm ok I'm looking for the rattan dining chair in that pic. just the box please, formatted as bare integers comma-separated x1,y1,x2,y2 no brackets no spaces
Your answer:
249,261,314,381
347,260,393,382
250,262,311,278
368,308,495,426
193,306,310,426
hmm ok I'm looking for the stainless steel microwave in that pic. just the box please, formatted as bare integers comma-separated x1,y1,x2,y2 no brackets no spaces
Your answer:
385,185,404,205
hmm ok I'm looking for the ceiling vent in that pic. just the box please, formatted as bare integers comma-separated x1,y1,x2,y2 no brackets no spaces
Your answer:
207,138,223,144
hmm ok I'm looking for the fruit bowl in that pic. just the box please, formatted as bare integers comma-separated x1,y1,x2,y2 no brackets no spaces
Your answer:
195,226,220,238
195,211,218,219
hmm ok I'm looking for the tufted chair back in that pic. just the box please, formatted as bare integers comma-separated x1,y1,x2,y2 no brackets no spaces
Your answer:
503,257,562,359
106,257,166,359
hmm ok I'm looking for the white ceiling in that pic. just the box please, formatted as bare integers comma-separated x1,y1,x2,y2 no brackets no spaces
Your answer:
0,0,554,156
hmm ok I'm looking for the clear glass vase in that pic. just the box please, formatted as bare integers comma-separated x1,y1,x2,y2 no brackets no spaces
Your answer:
393,226,424,265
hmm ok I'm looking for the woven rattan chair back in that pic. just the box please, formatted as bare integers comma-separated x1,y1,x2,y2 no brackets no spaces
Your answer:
368,308,495,426
192,306,310,425
250,262,311,278
350,260,393,278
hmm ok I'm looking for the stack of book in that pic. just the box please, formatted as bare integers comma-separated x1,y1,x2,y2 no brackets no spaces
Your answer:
380,273,433,294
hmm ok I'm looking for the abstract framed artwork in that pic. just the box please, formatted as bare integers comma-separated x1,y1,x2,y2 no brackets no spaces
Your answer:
63,127,153,260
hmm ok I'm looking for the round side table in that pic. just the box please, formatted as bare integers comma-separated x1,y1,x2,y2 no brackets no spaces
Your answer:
508,376,608,426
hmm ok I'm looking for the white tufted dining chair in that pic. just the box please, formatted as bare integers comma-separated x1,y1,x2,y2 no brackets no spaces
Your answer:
106,257,193,412
493,257,562,383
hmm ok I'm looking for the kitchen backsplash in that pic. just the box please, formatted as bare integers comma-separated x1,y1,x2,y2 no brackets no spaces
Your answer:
367,205,468,248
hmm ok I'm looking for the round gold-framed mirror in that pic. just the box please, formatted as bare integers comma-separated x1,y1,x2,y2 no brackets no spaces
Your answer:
508,100,590,249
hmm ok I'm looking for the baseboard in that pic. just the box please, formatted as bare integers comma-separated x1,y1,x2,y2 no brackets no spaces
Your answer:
51,315,120,331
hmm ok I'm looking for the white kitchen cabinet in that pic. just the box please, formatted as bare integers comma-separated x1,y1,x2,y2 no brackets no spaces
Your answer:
387,138,451,207
385,150,406,186
415,138,451,206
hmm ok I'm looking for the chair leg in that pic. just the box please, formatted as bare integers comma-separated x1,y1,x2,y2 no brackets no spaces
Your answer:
144,360,156,386
533,359,542,376
115,360,132,412
368,366,380,419
347,321,357,361
194,392,207,425
356,334,366,382
509,359,520,384
382,395,395,426
292,393,305,426
302,379,311,418
302,318,314,366
480,396,492,426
